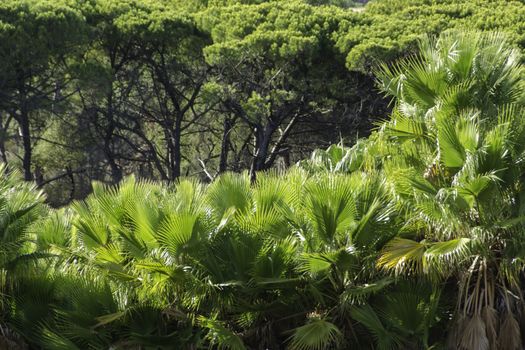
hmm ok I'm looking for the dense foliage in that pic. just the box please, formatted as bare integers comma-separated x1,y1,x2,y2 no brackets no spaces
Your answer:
4,0,525,348
2,29,525,349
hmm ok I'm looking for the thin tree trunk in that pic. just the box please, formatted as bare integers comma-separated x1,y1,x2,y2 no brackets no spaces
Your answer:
19,108,32,181
219,117,233,173
67,167,75,202
104,140,121,184
172,114,182,180
105,89,122,184
0,113,9,164
16,76,33,181
264,113,299,169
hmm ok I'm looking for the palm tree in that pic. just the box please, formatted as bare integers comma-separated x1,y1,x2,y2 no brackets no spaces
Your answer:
8,176,202,349
35,169,402,349
375,31,525,349
179,169,405,349
0,165,46,349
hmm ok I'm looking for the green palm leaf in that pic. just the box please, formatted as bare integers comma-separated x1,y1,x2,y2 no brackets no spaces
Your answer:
289,319,341,350
378,238,426,275
199,317,246,350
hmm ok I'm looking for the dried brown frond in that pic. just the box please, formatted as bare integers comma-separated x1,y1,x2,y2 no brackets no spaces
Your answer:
459,314,489,350
498,313,521,350
481,306,498,350
448,314,467,349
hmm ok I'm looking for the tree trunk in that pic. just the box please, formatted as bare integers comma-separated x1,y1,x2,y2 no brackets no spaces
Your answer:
16,75,33,181
172,114,182,180
105,89,122,184
219,117,233,173
104,140,122,184
0,113,9,164
249,123,275,183
19,106,32,181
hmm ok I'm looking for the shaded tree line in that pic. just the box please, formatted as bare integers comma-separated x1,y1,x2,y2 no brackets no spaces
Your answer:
0,0,388,206
1,0,524,206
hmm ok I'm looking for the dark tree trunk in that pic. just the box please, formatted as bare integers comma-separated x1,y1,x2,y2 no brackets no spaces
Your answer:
67,167,75,202
164,116,182,182
0,113,9,164
104,142,122,183
105,89,122,184
249,123,275,183
172,114,182,180
19,106,32,181
219,117,233,173
16,75,33,181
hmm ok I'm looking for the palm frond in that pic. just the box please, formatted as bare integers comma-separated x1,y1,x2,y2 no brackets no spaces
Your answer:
289,319,341,350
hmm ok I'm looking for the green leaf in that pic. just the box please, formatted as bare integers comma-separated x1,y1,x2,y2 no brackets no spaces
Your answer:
378,238,427,275
289,319,341,350
199,317,246,350
424,238,472,268
350,305,403,350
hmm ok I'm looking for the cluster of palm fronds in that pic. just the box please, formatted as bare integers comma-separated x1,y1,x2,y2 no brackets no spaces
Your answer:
2,30,525,349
